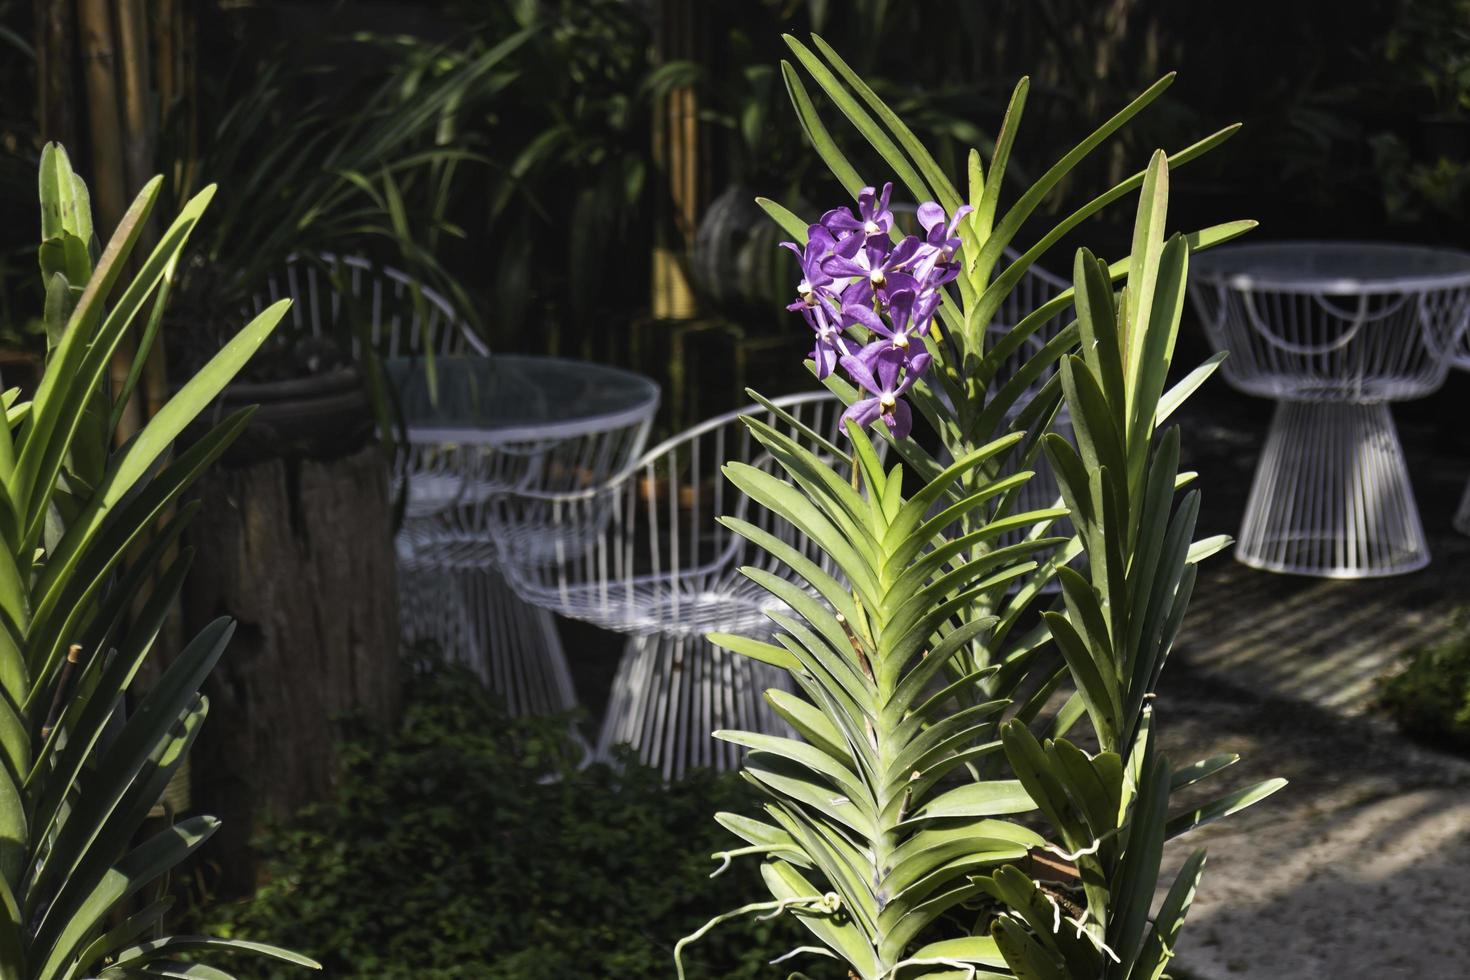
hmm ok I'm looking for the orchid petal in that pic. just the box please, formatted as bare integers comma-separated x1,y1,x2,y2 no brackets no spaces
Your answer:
840,399,883,434
916,201,946,234
883,398,913,439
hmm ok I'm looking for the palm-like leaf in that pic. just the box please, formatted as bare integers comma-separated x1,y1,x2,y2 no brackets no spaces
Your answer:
678,419,1067,979
0,144,319,979
977,154,1284,978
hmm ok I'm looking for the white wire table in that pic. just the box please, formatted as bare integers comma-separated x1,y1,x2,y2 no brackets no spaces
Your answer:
387,354,659,717
1189,241,1470,578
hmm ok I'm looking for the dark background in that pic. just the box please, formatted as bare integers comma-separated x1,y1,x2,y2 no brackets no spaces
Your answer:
1,1,1466,403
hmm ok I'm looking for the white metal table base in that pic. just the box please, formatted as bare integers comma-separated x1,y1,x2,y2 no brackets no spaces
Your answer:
400,563,579,716
595,633,791,781
1237,400,1428,578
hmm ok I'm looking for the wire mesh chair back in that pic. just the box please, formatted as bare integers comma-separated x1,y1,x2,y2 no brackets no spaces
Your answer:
496,391,850,638
472,412,653,564
1454,326,1470,538
1455,313,1470,372
1189,277,1470,402
246,252,487,356
402,400,656,580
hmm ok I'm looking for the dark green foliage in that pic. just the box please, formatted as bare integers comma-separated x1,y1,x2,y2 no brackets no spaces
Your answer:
205,664,836,979
1379,612,1470,752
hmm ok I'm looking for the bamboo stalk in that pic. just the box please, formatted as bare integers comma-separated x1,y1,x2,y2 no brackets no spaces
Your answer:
117,0,170,421
79,0,142,443
152,0,176,115
77,0,127,236
178,0,198,200
650,0,699,320
117,0,152,203
35,0,78,148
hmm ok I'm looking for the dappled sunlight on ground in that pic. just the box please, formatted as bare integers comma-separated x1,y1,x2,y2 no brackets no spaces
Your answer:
1157,666,1470,978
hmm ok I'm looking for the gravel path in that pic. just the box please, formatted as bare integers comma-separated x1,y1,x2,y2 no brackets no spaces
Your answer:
1156,664,1470,978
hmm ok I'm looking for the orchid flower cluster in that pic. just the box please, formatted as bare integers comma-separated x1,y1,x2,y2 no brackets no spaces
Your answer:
781,182,972,439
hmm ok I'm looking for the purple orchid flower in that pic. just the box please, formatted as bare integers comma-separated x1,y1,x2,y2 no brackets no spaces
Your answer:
838,343,931,440
820,183,895,241
860,288,935,356
801,297,860,380
917,202,974,259
780,223,844,312
784,185,961,441
912,202,974,287
822,234,924,308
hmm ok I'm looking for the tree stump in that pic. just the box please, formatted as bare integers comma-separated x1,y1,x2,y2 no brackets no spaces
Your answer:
180,443,400,896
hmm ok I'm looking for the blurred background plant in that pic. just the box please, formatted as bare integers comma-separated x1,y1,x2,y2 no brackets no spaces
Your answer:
1368,0,1470,235
432,0,696,355
160,24,531,379
0,0,40,347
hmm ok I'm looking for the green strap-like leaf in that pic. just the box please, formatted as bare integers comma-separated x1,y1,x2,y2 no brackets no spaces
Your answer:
106,935,320,972
780,61,863,197
899,781,1034,825
1165,778,1288,841
33,301,286,611
35,816,221,980
783,35,933,209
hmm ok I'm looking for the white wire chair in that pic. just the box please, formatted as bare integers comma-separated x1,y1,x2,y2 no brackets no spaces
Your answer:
248,252,486,357
1454,331,1470,537
1189,241,1470,577
494,391,851,779
250,254,580,715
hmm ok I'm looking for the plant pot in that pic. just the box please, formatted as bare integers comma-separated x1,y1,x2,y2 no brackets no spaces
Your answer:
190,365,375,466
690,184,802,326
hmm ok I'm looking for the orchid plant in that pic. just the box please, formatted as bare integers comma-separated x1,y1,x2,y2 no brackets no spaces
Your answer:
679,34,1284,980
0,145,318,980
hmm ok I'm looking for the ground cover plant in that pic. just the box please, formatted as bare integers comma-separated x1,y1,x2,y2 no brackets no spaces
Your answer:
1379,610,1470,753
203,662,837,980
0,146,314,977
681,35,1285,978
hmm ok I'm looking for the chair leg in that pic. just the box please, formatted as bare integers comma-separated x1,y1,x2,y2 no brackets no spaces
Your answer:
596,632,791,781
1456,478,1470,538
1237,400,1429,577
399,564,476,665
400,562,579,717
